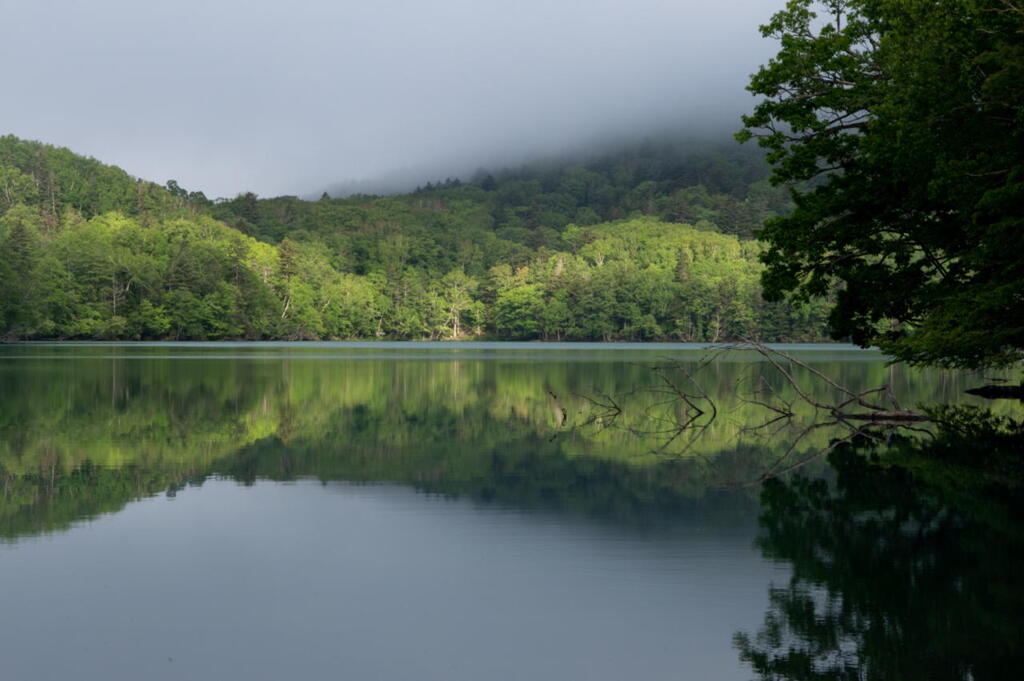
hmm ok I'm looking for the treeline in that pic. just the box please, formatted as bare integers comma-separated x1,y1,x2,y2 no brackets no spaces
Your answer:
0,135,194,221
0,134,829,341
212,138,790,250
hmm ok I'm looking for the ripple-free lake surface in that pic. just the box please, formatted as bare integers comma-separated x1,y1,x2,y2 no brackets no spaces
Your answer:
0,343,1019,680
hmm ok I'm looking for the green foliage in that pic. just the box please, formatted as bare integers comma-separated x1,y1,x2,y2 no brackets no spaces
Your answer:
0,133,831,341
740,0,1024,368
1,346,993,539
0,135,194,221
736,413,1024,680
0,166,38,212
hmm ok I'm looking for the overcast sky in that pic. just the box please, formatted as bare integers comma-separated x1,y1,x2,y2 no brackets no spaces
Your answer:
2,0,778,198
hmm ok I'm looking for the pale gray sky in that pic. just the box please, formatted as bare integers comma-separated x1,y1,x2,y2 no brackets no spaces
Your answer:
1,0,778,197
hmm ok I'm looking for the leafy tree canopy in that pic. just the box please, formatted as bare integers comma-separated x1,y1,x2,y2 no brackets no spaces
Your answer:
739,0,1024,368
0,134,832,342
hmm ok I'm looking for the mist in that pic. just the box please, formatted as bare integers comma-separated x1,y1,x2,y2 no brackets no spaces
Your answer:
1,0,778,199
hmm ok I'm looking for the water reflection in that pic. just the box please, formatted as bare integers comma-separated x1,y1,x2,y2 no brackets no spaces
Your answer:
0,344,1021,680
735,408,1024,680
0,344,1013,539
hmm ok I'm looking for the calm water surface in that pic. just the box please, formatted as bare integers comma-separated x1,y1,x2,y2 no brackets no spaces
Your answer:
0,343,1020,680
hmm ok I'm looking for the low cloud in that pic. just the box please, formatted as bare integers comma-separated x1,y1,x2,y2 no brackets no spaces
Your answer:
2,0,778,197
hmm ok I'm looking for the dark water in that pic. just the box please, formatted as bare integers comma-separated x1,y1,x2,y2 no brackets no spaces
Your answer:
0,343,1021,680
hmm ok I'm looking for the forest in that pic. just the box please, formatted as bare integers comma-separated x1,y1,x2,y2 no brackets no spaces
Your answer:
0,134,831,342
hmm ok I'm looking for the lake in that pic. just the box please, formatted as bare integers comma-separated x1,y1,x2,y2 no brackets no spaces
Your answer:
1,342,1021,680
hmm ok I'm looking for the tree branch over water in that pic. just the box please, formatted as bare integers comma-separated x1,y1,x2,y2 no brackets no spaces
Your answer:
721,341,928,423
570,342,930,471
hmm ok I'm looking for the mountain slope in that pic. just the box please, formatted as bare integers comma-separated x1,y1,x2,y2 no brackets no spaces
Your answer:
0,134,829,341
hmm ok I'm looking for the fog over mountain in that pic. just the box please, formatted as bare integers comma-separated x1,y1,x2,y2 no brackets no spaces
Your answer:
2,0,778,198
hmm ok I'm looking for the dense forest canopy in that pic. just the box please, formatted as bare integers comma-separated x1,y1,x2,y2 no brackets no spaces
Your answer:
740,0,1024,368
0,133,832,342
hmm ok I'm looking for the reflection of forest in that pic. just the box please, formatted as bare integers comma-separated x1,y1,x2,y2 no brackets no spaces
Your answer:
0,350,1013,539
735,413,1024,681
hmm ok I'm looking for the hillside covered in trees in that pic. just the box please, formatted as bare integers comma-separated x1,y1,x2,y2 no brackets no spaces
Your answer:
0,133,831,341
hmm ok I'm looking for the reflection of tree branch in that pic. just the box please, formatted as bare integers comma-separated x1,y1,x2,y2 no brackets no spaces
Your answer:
726,340,928,422
747,375,796,417
727,421,839,488
737,375,797,437
572,342,932,465
570,391,622,430
569,359,720,457
643,361,718,456
726,421,903,489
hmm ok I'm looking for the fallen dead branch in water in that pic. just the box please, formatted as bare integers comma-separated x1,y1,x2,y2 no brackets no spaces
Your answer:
711,341,933,485
564,341,932,471
715,341,930,424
